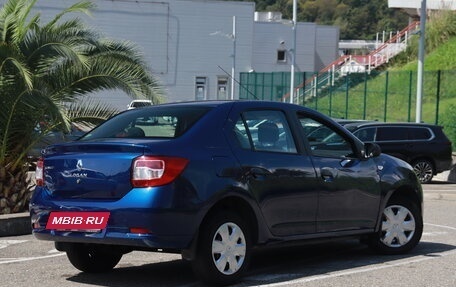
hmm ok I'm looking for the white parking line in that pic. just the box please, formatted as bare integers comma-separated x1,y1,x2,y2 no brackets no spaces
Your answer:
422,231,448,236
251,249,456,286
246,222,456,287
0,240,28,249
425,223,456,231
0,253,65,265
0,240,65,265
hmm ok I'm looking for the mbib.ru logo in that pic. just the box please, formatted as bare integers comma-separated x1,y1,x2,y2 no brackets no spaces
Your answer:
46,211,110,230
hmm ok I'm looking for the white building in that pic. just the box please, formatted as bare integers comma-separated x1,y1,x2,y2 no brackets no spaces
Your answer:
23,0,340,108
389,0,456,16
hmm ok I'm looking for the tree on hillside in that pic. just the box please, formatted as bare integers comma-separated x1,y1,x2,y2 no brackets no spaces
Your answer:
229,0,409,40
0,0,164,214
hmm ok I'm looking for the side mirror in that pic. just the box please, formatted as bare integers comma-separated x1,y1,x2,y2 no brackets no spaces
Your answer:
365,143,381,158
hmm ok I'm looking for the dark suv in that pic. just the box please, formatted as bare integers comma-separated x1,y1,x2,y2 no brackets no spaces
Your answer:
343,122,453,183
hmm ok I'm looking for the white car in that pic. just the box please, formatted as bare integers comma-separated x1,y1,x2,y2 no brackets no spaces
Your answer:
127,100,153,110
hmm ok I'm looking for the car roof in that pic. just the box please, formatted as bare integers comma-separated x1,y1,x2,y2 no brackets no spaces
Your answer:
136,100,311,111
150,100,232,107
343,121,441,130
333,118,377,125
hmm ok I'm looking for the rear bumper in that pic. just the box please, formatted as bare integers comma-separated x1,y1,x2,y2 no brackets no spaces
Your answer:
435,157,453,174
29,186,200,250
32,228,192,250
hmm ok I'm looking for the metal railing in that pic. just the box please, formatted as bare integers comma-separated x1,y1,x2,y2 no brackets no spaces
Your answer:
279,21,420,104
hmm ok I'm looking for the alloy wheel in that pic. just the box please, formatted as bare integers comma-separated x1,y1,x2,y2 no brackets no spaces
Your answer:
413,161,433,183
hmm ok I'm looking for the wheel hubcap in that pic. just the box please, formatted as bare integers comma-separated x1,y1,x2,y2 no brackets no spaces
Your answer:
212,222,246,275
413,162,433,183
381,205,416,247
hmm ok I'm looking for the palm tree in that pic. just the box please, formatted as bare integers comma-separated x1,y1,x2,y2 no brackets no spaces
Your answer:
0,0,164,214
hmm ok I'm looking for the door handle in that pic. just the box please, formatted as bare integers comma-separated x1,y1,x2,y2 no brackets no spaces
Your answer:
320,167,336,182
248,167,271,180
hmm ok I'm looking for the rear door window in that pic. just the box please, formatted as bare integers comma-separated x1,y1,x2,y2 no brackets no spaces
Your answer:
234,110,297,153
376,127,408,141
132,101,152,108
408,127,432,140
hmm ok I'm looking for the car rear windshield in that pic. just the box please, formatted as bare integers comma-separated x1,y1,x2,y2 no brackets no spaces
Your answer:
131,101,152,108
80,106,212,140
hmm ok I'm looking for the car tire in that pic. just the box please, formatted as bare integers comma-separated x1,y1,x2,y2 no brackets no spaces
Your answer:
192,211,251,286
66,244,122,273
412,159,434,184
369,196,423,255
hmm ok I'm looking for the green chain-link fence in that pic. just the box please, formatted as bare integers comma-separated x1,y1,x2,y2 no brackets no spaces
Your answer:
239,70,456,148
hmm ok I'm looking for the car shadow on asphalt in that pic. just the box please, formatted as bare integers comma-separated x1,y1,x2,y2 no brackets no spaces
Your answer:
66,258,196,286
242,240,455,286
65,240,455,287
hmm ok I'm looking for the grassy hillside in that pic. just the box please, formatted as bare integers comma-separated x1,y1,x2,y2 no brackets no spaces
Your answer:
399,37,456,71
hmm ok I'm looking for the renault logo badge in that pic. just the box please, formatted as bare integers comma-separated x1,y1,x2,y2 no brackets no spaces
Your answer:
76,160,83,171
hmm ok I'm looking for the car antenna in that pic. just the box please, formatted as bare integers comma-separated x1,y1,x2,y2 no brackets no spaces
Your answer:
217,65,259,100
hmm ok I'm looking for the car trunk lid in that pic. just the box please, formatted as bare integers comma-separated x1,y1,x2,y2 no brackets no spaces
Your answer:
41,142,147,200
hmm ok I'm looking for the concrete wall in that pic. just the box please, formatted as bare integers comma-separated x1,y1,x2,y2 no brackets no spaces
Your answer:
252,22,320,73
165,0,255,102
315,25,340,71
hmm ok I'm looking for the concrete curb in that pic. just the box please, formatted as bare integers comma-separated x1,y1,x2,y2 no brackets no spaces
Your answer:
0,212,31,237
434,169,456,183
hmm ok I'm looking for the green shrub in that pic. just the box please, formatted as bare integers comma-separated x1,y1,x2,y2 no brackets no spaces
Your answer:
439,104,456,150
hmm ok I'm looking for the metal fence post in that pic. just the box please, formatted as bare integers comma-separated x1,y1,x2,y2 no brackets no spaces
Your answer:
270,73,274,101
408,71,413,122
363,72,368,120
435,70,441,124
345,74,349,119
315,73,319,110
301,72,306,106
315,75,319,110
329,72,333,116
253,72,258,99
384,71,389,122
261,73,265,100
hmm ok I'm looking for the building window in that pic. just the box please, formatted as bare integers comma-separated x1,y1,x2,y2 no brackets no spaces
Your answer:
195,77,207,100
217,76,228,100
277,50,287,62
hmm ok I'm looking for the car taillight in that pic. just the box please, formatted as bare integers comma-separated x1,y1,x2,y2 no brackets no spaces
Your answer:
36,158,44,186
131,156,189,187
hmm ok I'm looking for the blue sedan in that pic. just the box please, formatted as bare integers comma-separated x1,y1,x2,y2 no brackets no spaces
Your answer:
30,100,423,285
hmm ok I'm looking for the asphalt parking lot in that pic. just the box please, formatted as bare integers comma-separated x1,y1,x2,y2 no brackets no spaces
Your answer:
1,182,455,287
